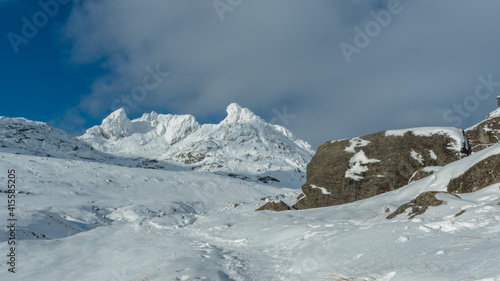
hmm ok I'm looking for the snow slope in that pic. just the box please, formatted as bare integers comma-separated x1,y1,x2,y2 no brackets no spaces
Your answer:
0,116,186,171
1,142,499,280
79,103,315,186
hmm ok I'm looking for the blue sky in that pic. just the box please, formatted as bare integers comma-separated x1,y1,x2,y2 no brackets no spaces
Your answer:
1,1,105,127
2,0,500,148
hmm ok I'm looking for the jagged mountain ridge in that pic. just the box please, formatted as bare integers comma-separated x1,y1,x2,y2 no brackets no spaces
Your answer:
79,103,315,185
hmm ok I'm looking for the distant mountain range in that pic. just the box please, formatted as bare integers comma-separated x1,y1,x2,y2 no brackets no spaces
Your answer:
0,103,315,186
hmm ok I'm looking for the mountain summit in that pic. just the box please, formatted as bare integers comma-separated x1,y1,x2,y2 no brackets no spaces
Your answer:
80,103,315,185
222,103,263,124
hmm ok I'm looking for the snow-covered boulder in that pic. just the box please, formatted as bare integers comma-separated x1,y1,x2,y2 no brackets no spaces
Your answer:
293,127,470,210
465,96,500,152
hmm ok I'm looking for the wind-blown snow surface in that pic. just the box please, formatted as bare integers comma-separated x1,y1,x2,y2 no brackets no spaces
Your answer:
80,103,314,186
1,144,500,280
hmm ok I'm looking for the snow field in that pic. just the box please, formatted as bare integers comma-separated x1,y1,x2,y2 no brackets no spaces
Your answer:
0,144,500,280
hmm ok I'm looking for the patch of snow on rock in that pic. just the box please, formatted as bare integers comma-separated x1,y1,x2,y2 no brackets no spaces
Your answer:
310,184,331,195
344,137,371,153
429,150,437,160
411,149,424,165
345,150,380,181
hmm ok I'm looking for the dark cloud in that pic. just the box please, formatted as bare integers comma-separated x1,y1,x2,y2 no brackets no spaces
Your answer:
61,0,500,148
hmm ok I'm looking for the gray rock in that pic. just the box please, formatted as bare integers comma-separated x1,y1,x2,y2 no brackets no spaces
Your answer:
386,191,460,219
408,166,442,183
466,97,500,152
256,200,292,212
293,128,469,210
448,153,500,194
466,119,500,153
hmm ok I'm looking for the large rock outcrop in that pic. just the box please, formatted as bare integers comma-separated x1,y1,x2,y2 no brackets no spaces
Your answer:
293,128,470,210
465,96,500,152
447,153,500,194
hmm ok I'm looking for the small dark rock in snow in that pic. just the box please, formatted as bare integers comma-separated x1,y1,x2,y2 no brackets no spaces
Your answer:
387,191,460,219
256,200,291,212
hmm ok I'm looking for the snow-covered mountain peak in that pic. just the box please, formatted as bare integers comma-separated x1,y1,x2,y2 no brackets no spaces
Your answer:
221,103,263,124
83,108,201,145
86,108,133,140
79,103,315,185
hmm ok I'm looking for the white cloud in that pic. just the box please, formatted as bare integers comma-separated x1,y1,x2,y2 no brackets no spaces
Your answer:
61,0,500,147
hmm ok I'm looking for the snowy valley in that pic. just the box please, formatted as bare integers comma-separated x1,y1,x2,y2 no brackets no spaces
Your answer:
0,103,500,281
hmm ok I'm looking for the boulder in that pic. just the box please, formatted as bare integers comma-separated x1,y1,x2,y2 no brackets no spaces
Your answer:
256,200,292,212
465,97,500,152
293,128,470,210
447,153,500,194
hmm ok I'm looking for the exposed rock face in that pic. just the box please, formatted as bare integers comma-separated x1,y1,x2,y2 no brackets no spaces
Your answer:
409,166,440,183
386,191,460,219
293,128,470,210
256,200,292,212
466,97,500,152
448,153,500,194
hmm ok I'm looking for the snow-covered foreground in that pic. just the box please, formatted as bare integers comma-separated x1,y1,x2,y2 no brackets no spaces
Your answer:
1,150,500,281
